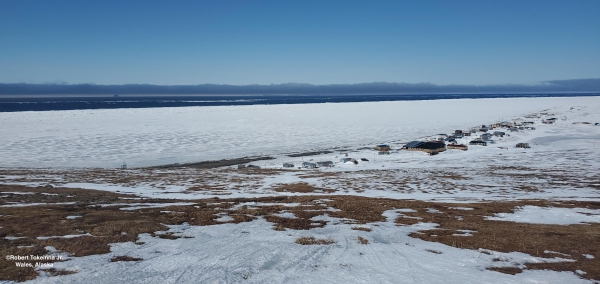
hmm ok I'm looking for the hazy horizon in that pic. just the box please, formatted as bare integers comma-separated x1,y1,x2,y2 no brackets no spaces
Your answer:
1,78,599,96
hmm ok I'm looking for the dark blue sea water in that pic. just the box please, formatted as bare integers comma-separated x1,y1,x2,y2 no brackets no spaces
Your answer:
0,93,597,112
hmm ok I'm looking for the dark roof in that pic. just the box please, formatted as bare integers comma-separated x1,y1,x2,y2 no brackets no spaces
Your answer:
404,141,422,148
403,141,445,150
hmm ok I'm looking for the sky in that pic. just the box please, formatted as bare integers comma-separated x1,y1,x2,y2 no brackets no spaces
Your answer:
1,0,599,86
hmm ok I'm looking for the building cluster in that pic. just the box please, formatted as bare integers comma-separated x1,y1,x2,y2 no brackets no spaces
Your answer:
399,118,541,154
246,115,555,170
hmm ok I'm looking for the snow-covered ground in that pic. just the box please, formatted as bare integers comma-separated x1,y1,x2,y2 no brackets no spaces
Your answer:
1,96,599,168
28,211,592,284
2,96,600,283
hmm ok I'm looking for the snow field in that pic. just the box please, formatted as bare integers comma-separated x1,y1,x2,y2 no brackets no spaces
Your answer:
30,210,592,284
1,97,599,168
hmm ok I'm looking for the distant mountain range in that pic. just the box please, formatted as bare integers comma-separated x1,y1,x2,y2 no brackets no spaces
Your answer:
1,79,599,95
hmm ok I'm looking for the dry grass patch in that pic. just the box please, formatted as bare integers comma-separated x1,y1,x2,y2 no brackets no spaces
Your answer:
351,227,372,232
357,236,369,244
398,200,600,281
272,182,335,193
110,256,143,262
295,236,336,245
0,246,48,282
487,267,523,275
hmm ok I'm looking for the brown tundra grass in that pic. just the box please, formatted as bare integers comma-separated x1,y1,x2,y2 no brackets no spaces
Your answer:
1,184,599,281
295,236,336,245
357,236,369,244
351,227,372,232
111,256,143,262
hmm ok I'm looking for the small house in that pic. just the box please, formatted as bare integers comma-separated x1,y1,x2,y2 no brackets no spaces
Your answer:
378,151,391,155
493,131,505,137
402,141,447,154
463,131,471,136
447,144,468,151
445,137,457,143
516,143,531,149
469,140,487,146
316,161,334,168
481,133,493,140
237,164,246,169
302,162,317,169
283,163,295,168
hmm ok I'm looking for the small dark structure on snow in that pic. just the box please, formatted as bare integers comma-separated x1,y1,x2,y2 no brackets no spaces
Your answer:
469,140,487,146
283,163,295,168
447,144,468,151
302,162,317,169
402,141,446,154
316,161,334,168
516,143,531,149
374,144,391,151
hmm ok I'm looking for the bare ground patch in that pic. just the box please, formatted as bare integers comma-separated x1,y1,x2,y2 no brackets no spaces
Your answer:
1,185,599,281
295,236,336,245
272,182,335,194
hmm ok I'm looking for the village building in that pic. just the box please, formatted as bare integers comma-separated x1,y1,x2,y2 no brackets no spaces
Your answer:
447,144,468,151
283,163,295,168
516,143,531,148
493,131,505,137
316,161,334,168
302,162,317,169
340,157,353,163
445,137,457,143
402,141,446,154
374,144,391,151
469,140,487,146
480,133,493,140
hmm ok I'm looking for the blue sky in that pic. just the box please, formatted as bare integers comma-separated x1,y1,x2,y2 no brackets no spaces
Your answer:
1,0,599,85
